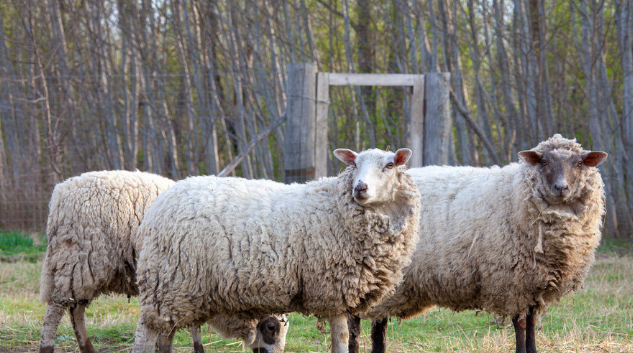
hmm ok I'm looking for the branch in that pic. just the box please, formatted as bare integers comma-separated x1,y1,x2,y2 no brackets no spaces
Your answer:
217,112,287,177
449,90,502,165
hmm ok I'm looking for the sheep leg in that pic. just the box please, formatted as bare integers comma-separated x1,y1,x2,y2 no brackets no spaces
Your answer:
39,303,66,353
512,315,527,353
329,315,349,353
347,315,361,353
191,325,205,353
155,329,176,353
130,319,159,353
526,308,537,353
370,318,388,353
69,302,96,353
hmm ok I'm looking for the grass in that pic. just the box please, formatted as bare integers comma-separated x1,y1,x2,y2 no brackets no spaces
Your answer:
0,230,631,352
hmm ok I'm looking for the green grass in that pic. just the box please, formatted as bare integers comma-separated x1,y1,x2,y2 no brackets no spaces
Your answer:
0,231,631,352
0,230,47,263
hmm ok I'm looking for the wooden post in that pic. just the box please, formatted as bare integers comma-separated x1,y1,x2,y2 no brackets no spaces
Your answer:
423,72,452,166
409,76,425,168
284,63,317,183
315,73,330,179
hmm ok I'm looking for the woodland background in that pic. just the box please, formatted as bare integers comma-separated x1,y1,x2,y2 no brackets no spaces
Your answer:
0,0,631,238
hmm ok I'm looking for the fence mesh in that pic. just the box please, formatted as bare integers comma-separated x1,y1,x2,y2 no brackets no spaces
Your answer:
0,72,413,232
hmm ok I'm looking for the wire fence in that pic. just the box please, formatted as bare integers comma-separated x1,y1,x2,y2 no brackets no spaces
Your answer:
0,72,412,232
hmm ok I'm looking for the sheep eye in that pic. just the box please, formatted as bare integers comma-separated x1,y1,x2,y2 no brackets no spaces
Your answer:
385,163,394,169
577,161,583,168
541,160,547,166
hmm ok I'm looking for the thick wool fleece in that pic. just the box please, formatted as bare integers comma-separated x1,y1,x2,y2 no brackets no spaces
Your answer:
367,135,605,320
135,167,421,332
39,170,175,305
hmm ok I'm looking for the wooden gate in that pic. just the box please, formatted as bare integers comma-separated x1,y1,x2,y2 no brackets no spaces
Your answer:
284,63,451,184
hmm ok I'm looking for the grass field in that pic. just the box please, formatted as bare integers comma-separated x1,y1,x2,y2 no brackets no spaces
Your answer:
0,231,631,353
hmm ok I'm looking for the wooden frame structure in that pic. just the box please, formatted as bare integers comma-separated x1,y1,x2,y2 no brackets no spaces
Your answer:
284,63,451,183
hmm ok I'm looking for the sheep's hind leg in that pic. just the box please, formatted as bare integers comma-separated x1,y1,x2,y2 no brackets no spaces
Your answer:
130,318,159,353
526,307,537,353
370,318,388,353
39,303,66,353
512,315,527,353
347,315,361,353
191,325,205,353
329,315,349,353
69,302,96,353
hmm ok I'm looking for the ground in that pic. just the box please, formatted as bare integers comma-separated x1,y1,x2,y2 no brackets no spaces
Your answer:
0,231,631,352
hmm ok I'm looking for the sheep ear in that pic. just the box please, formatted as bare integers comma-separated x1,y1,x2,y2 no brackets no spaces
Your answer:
582,151,608,167
333,149,358,166
518,151,542,166
394,148,412,166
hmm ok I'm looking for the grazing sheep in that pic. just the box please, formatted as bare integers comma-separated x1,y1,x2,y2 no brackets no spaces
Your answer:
208,314,289,353
130,148,421,353
348,135,607,353
38,170,286,353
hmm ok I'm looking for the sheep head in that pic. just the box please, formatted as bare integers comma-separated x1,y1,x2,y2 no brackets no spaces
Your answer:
334,148,412,206
519,136,607,204
249,314,289,353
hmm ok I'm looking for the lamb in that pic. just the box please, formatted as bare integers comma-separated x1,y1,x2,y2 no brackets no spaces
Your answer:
348,134,607,353
130,148,422,353
38,170,287,353
208,314,289,353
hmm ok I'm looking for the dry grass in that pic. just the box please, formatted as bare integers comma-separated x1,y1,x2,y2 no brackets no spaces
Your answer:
0,253,631,352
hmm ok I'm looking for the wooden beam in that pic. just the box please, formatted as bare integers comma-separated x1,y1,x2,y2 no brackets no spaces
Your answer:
423,73,452,166
409,76,425,168
328,73,419,86
217,112,286,177
284,63,317,183
315,73,330,179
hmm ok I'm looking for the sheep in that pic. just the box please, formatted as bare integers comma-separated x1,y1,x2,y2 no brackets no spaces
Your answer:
130,148,422,353
38,170,287,353
208,314,289,353
347,134,607,353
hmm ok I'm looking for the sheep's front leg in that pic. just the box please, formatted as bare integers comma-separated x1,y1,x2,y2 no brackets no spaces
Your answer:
370,318,388,353
329,315,349,353
155,329,176,353
191,325,205,353
69,302,96,353
347,315,361,353
526,307,537,353
39,303,66,353
130,317,159,353
512,315,527,353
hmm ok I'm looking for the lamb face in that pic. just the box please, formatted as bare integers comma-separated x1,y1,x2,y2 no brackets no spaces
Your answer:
250,314,289,353
519,148,607,203
334,148,412,205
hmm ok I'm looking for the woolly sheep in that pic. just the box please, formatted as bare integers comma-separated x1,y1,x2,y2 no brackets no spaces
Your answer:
38,170,286,353
348,135,607,353
130,148,421,353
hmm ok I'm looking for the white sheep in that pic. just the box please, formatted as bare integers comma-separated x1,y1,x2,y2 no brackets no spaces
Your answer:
130,148,421,353
349,134,607,353
38,170,286,353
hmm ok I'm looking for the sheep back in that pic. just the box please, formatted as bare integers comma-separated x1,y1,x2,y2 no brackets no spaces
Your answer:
135,167,420,332
369,153,604,320
40,170,175,305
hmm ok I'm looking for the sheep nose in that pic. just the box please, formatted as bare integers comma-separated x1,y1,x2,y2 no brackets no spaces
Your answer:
354,182,368,199
355,182,368,192
552,183,569,196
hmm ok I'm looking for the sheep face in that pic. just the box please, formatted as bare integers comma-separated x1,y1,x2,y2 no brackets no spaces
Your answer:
519,148,607,203
334,148,412,205
250,314,289,353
